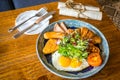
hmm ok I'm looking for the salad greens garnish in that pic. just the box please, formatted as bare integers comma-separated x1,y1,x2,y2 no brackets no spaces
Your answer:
58,30,89,61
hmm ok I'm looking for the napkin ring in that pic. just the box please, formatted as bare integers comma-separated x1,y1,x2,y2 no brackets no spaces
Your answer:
65,0,89,19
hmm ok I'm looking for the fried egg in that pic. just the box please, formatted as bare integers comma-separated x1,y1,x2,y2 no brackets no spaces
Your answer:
52,51,89,71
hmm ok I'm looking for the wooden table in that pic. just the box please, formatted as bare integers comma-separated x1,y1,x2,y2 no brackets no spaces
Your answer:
0,0,120,80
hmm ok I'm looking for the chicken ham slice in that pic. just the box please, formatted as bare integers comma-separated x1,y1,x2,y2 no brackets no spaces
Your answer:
53,23,65,33
60,22,69,34
54,22,69,34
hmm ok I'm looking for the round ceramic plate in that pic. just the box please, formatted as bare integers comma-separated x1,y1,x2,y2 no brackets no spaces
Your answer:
36,19,109,79
16,10,50,35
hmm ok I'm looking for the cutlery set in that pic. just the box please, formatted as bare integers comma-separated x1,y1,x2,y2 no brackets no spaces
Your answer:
8,7,55,39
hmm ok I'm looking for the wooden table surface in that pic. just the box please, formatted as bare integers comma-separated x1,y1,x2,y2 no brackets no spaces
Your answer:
0,0,120,80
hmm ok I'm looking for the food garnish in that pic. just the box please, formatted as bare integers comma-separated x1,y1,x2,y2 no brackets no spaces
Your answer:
58,30,89,61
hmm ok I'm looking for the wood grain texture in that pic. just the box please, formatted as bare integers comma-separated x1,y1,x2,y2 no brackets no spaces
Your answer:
0,0,120,80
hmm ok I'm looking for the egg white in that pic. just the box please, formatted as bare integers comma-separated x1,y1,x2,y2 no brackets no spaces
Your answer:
52,51,89,71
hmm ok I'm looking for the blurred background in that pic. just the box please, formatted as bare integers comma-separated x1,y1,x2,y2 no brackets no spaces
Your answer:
97,0,120,29
0,0,120,29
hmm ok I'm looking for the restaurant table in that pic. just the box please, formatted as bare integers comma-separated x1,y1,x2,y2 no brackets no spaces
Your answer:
0,0,120,80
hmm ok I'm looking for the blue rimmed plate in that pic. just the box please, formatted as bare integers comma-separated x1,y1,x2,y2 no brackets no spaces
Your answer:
36,19,109,79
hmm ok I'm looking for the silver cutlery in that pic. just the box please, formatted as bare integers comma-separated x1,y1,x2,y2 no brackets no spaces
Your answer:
13,11,55,39
8,7,47,33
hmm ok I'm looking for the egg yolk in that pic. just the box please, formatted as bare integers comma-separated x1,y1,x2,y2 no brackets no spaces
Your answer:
59,56,71,67
70,58,82,68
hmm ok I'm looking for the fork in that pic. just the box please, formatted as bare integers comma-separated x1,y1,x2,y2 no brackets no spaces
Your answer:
13,11,55,39
8,7,47,33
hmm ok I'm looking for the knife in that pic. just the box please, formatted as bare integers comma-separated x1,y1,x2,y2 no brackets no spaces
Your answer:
13,11,55,39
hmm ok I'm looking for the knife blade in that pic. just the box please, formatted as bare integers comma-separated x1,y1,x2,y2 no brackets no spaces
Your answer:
13,11,55,39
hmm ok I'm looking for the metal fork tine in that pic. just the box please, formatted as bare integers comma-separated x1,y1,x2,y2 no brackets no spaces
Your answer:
42,7,48,10
37,7,47,12
36,8,47,16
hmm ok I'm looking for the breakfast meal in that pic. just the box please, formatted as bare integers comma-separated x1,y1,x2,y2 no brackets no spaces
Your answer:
42,22,102,72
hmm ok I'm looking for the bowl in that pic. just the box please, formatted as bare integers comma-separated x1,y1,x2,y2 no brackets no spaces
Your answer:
36,19,109,79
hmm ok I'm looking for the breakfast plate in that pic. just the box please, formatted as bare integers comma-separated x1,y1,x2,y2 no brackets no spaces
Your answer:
36,19,109,79
15,8,52,35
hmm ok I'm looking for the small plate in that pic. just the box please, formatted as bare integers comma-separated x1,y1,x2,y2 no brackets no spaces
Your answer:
16,8,52,35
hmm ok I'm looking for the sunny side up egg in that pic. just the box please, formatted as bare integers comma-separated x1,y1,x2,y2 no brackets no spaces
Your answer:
52,51,89,71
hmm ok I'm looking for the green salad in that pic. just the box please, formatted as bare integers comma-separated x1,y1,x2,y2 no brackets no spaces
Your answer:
58,30,89,61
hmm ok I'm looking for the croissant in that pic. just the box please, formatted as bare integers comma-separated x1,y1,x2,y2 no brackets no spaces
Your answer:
81,27,89,39
91,35,102,44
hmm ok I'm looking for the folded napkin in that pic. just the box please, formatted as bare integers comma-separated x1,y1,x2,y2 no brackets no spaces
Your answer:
58,2,100,11
58,2,102,20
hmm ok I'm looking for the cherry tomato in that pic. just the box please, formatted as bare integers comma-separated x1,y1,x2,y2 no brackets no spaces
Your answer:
87,53,102,67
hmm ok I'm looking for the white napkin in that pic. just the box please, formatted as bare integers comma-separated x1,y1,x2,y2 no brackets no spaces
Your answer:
58,2,100,11
58,2,102,20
